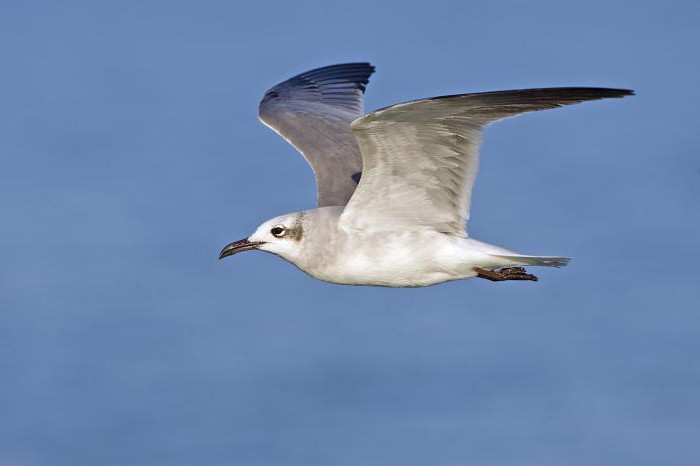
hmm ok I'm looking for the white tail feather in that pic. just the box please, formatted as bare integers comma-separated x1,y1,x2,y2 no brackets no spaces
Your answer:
491,254,571,268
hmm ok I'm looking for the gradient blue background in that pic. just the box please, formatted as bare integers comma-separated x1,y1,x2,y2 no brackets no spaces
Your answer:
1,1,699,465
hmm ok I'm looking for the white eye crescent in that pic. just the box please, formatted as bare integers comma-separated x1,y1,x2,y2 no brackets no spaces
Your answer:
270,225,286,237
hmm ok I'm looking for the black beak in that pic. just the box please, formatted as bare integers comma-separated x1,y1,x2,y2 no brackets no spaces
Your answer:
219,238,262,260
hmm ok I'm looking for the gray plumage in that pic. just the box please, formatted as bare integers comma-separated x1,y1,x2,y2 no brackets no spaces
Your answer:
258,63,375,207
343,87,634,235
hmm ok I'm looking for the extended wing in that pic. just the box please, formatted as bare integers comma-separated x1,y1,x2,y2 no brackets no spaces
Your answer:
341,87,633,235
258,63,375,207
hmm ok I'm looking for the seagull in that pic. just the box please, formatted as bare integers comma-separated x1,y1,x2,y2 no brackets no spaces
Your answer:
219,63,632,287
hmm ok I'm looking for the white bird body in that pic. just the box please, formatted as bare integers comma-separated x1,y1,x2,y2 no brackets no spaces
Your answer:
219,63,631,287
308,231,518,288
246,207,567,287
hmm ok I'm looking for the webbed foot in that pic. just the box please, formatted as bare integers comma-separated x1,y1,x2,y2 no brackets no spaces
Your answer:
474,267,538,282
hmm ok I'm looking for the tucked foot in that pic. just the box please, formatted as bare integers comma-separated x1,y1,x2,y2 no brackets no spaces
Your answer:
474,267,538,282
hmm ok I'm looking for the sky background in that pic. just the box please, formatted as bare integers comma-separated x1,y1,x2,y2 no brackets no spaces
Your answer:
1,1,699,465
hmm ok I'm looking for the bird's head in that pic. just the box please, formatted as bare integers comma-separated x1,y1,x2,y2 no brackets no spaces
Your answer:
219,212,306,263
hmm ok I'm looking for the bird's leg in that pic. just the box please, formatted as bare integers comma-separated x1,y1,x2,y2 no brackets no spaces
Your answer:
474,267,538,282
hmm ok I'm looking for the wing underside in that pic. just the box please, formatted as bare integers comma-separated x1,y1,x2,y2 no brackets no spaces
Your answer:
341,87,634,235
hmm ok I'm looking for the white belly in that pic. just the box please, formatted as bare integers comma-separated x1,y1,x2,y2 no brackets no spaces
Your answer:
304,233,513,287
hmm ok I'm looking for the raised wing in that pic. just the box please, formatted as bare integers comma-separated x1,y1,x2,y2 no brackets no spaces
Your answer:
341,87,633,235
258,63,375,207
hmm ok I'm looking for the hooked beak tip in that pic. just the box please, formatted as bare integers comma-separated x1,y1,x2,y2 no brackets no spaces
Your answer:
219,238,261,260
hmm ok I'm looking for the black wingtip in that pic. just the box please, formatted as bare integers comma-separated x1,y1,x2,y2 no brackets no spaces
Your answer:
262,62,376,113
583,87,635,98
424,87,635,104
297,62,376,93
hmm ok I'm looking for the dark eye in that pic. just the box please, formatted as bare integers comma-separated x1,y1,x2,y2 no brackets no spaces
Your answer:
271,226,286,237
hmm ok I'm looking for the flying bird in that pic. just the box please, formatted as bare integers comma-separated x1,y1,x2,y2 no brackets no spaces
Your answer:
219,63,632,287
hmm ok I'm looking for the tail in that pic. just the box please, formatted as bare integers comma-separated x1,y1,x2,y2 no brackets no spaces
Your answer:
491,254,571,268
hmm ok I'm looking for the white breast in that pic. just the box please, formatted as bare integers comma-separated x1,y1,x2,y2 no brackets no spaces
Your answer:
306,230,479,287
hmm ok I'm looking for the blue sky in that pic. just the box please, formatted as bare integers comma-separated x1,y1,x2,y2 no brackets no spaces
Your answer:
1,1,699,465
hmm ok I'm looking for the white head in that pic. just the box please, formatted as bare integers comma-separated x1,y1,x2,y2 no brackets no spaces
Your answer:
219,211,307,264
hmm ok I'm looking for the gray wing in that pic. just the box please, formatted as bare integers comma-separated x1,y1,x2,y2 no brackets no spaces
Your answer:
258,63,375,207
341,87,633,235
